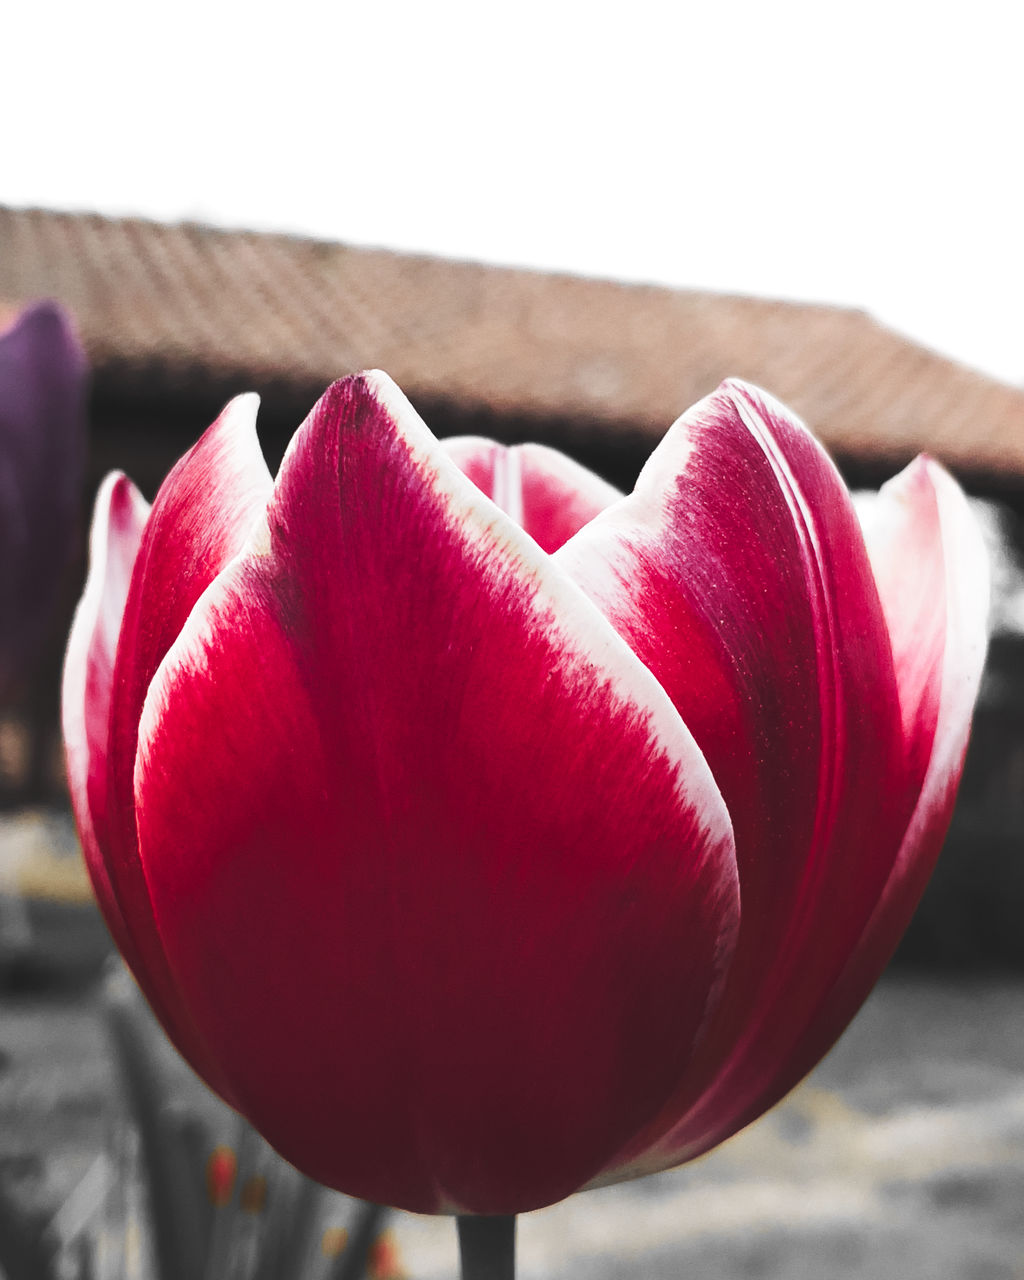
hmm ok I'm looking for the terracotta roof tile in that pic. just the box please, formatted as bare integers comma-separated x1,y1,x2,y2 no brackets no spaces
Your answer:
3,204,1023,481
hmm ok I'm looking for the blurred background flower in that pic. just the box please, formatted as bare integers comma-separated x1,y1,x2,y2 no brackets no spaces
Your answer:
0,301,85,699
0,301,86,803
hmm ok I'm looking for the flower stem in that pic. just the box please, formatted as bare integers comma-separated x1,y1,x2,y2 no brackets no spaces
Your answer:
457,1215,516,1280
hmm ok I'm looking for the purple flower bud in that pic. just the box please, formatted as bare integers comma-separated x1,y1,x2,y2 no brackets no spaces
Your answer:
0,301,88,697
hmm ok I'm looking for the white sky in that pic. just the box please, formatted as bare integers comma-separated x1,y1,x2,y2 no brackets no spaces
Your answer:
5,0,1023,384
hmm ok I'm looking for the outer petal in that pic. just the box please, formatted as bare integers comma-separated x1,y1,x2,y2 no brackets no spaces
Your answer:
748,456,989,1104
0,301,87,692
443,436,622,551
556,379,910,1178
101,395,273,1098
133,372,739,1215
62,472,150,959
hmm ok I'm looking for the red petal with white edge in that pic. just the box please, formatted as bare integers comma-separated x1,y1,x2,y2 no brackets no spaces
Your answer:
740,457,989,1111
557,379,910,1180
102,394,273,1100
133,372,739,1215
443,436,622,551
63,473,150,961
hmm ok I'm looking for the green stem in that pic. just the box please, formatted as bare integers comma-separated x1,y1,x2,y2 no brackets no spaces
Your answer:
457,1216,516,1280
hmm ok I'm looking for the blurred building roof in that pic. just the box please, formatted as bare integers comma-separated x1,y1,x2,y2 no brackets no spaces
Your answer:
2,204,1023,485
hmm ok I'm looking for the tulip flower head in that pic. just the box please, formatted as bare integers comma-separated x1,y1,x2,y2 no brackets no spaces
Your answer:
1,300,87,698
63,373,988,1217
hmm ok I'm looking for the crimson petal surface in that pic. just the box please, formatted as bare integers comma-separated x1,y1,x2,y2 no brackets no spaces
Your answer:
133,372,739,1214
443,436,622,552
557,379,910,1176
102,395,272,1095
755,456,990,1105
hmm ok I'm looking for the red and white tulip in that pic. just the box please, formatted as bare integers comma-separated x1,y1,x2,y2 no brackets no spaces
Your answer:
63,373,988,1215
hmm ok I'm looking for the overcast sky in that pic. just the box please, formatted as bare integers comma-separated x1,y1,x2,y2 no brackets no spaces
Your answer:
6,0,1022,384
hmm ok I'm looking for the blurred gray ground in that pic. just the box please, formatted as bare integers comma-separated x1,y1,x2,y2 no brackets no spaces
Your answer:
1,974,1022,1279
2,707,1024,1280
397,980,1024,1278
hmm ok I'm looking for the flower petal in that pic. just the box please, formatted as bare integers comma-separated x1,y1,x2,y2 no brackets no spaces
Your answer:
62,472,150,959
100,394,273,1097
0,301,87,691
743,456,990,1108
62,470,235,1098
557,379,910,1177
443,436,622,551
133,372,739,1215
